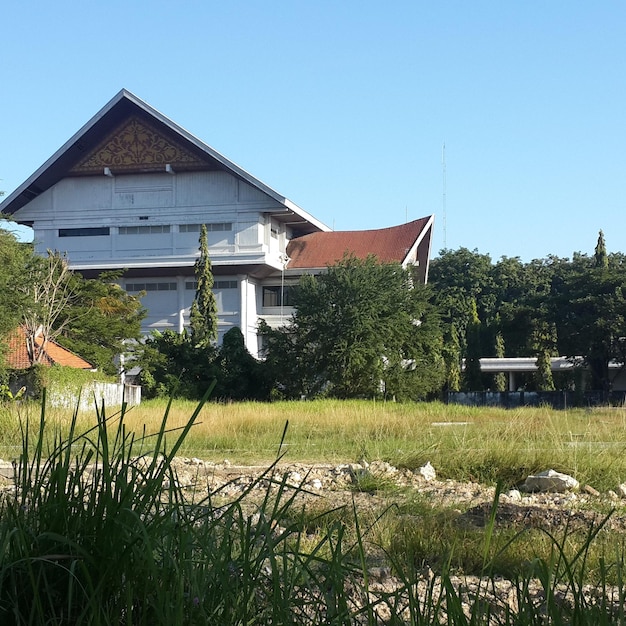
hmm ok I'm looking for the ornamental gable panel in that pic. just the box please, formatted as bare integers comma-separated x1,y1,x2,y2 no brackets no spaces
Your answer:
69,116,207,175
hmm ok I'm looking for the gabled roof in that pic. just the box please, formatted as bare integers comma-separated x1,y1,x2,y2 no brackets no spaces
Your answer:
4,327,94,370
0,89,329,235
286,216,434,274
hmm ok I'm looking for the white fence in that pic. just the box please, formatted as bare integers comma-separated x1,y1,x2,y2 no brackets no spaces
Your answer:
47,383,141,412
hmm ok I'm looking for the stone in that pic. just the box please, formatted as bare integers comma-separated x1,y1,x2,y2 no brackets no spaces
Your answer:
617,483,626,498
506,489,522,502
582,484,600,497
417,461,436,481
522,469,579,493
309,478,323,490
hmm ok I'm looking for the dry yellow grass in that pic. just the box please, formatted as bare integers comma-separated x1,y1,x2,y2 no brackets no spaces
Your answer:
3,398,626,489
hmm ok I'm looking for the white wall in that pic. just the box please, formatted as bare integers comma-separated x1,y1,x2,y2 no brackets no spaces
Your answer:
20,171,285,263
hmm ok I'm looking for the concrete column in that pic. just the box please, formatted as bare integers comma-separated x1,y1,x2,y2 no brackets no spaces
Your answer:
177,275,186,333
508,371,516,391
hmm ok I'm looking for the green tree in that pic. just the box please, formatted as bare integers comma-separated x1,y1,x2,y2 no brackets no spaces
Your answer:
493,328,507,392
463,299,484,391
0,230,33,339
594,230,608,269
429,247,495,333
262,255,444,400
189,224,218,345
554,253,626,393
55,272,145,375
0,230,36,370
429,248,494,389
0,234,144,375
532,321,556,391
441,323,461,392
138,330,218,399
214,327,269,400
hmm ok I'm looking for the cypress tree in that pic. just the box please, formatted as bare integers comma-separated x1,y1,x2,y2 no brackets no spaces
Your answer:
463,299,484,391
189,224,218,345
532,321,556,391
594,230,608,269
493,329,507,392
443,323,461,392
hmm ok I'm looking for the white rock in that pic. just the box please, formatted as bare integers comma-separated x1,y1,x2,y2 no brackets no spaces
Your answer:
523,469,579,493
417,461,436,481
506,489,522,502
286,471,303,486
617,483,626,498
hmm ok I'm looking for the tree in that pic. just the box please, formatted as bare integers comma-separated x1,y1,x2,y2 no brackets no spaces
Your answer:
55,272,145,375
532,321,556,391
553,254,626,393
0,234,144,374
594,230,608,269
262,255,444,400
20,251,76,365
0,230,33,340
429,248,494,389
213,327,269,400
189,224,218,345
138,330,218,399
441,323,461,392
463,299,484,391
493,328,507,392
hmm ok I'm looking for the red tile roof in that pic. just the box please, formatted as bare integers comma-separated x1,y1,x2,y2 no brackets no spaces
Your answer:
4,326,94,370
286,217,432,269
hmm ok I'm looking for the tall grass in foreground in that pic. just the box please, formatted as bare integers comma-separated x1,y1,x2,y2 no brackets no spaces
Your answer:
0,394,626,623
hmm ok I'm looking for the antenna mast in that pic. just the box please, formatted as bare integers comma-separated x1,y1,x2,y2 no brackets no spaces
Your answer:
442,142,447,250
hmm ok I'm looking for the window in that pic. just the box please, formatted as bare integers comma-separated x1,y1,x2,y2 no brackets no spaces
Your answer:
59,227,110,237
185,280,237,290
119,225,170,235
179,223,232,233
126,282,177,292
262,286,293,307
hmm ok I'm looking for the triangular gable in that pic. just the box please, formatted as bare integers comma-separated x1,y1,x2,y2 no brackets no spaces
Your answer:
0,89,330,234
70,116,207,175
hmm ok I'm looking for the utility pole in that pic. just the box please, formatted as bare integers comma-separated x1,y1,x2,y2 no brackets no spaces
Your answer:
442,142,447,251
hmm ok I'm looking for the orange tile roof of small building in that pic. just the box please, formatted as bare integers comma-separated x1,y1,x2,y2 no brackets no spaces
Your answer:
286,217,432,269
4,326,94,370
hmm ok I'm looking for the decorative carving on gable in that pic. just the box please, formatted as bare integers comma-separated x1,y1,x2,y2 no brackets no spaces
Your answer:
70,117,208,174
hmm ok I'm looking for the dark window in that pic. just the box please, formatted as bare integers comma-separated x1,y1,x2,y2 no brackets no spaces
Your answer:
179,223,232,233
262,286,293,307
186,280,237,290
119,225,170,235
126,282,177,292
59,227,110,237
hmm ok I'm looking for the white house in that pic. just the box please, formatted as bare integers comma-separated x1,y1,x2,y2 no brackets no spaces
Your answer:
1,90,434,357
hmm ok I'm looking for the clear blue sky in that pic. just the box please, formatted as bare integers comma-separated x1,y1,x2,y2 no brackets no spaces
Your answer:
2,2,624,261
